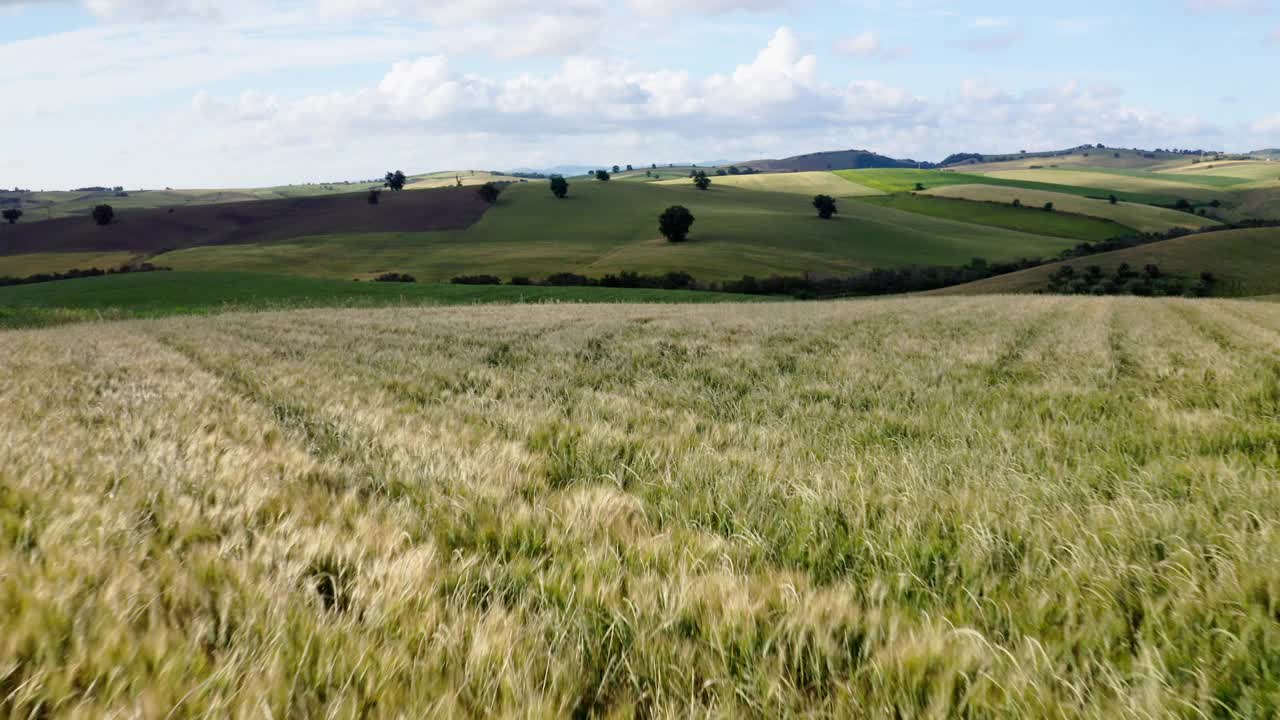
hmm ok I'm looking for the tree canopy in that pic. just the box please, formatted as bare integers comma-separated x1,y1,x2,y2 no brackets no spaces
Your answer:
812,194,838,219
659,205,695,243
384,171,407,191
550,176,569,199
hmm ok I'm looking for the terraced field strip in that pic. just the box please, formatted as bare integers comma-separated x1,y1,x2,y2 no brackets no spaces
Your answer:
3,297,1280,717
921,184,1218,233
655,171,884,197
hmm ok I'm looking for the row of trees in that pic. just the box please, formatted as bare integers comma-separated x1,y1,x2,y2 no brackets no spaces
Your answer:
1046,263,1216,297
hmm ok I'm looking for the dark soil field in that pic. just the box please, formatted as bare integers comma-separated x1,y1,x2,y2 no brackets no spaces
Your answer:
0,186,491,256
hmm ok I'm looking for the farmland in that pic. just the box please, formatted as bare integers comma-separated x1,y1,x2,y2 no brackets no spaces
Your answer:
4,296,1280,716
655,171,883,197
132,181,1082,282
0,271,763,329
920,184,1218,233
940,227,1280,296
858,192,1132,240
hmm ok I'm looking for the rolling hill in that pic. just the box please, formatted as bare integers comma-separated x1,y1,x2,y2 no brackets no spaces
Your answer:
141,180,1083,282
937,227,1280,296
654,171,883,197
744,149,924,172
0,186,490,257
920,185,1217,233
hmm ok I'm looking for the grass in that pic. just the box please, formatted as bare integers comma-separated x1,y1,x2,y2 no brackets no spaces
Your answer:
835,168,1183,205
0,183,379,222
0,251,143,277
150,181,1083,281
938,227,1280,296
0,271,763,329
858,192,1133,241
656,171,883,197
921,184,1220,233
984,169,1224,203
3,296,1280,716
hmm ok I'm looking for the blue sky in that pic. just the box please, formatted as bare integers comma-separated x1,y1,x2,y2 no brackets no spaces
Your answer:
2,0,1278,188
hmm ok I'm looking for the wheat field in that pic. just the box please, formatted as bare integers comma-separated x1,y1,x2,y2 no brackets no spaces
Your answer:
3,297,1280,718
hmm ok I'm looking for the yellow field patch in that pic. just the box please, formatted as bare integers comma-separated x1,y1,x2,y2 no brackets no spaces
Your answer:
0,251,141,277
922,184,1217,233
656,171,883,197
984,169,1221,197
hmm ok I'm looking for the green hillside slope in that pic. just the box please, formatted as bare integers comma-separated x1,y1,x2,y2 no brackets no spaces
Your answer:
150,181,1081,281
937,227,1280,296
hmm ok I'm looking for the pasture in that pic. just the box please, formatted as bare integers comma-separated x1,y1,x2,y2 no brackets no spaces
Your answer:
858,193,1132,240
148,181,1082,281
835,169,1182,205
0,271,758,329
3,296,1280,716
984,169,1224,202
656,171,883,197
921,184,1218,233
940,227,1280,296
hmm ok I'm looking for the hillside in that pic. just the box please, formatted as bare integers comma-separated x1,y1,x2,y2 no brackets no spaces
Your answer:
6,296,1280,716
937,227,1280,296
0,187,490,257
921,185,1217,233
140,181,1082,282
744,149,922,172
654,171,883,197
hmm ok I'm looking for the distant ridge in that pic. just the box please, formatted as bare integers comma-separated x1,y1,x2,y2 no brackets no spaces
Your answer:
743,149,927,173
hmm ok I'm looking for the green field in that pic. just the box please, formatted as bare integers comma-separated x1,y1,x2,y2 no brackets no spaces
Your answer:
0,271,762,328
835,168,1184,205
985,169,1224,203
5,296,1280,716
656,171,883,197
939,227,1280,296
921,185,1219,233
858,193,1132,241
149,181,1082,281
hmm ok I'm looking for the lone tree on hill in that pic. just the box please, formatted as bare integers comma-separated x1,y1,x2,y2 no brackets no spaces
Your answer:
914,183,926,192
1012,198,1022,208
2,208,21,224
477,182,501,204
92,204,114,226
367,189,381,205
384,170,407,191
612,165,621,174
595,170,611,182
812,194,838,219
693,171,711,191
1109,194,1118,205
659,205,695,242
550,176,569,199
1043,202,1055,212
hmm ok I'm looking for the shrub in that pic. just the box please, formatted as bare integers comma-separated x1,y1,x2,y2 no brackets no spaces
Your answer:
550,176,569,199
812,194,838,219
659,206,695,243
477,183,501,204
545,273,592,286
594,170,611,182
1,208,21,224
510,276,532,286
1011,199,1021,208
693,172,711,191
375,272,416,283
92,204,114,226
1043,202,1055,212
451,275,502,285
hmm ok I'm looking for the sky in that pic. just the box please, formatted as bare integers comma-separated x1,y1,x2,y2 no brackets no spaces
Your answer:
2,0,1278,189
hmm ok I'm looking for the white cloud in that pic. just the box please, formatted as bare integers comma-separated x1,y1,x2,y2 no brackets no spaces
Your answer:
628,0,792,16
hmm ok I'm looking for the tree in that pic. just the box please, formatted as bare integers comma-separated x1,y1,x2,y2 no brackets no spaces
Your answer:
1012,199,1022,208
1043,202,1055,212
693,171,711,191
367,189,381,205
385,170,407,191
476,182,501,204
1108,194,1118,205
550,176,569,199
612,165,621,174
659,205,695,242
595,170,611,182
812,194,838,219
1,208,21,224
92,204,114,226
914,183,925,191
626,164,634,172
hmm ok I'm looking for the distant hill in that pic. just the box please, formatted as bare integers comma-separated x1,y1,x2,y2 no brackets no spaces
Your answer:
940,146,1219,169
743,149,926,173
